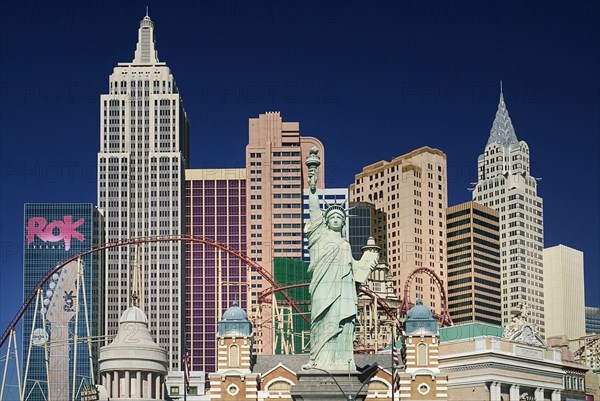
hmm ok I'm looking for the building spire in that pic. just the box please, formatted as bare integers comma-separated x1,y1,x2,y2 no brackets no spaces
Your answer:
132,12,159,64
487,84,518,146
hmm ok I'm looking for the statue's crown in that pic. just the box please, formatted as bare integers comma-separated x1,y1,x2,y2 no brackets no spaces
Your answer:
325,204,347,219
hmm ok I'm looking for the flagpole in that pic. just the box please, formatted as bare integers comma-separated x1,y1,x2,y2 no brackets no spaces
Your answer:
391,324,395,401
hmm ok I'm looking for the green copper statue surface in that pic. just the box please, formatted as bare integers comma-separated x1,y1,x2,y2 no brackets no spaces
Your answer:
303,147,379,371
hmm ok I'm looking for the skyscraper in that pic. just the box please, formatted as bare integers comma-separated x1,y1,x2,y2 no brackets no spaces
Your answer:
185,168,247,374
349,147,448,314
245,111,324,354
446,201,501,325
98,14,190,369
543,244,585,340
348,201,386,261
22,203,103,401
471,88,545,333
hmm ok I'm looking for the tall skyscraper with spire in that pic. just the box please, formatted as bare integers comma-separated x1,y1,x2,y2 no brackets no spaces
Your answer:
471,87,545,334
98,13,190,370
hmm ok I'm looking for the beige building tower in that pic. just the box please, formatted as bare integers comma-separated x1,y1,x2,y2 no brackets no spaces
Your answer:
98,13,190,370
350,147,448,314
245,112,324,354
543,245,585,340
472,88,545,334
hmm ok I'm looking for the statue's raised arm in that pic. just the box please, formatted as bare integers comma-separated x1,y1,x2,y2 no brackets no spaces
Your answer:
303,146,379,372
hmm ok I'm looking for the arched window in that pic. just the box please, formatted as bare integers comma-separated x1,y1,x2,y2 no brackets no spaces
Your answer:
268,381,291,392
229,344,239,367
417,343,427,365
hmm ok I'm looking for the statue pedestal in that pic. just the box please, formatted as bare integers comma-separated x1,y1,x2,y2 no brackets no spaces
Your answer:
291,369,368,401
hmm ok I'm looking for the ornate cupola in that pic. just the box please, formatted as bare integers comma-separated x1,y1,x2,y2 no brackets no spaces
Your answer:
98,306,168,400
209,301,259,400
397,299,448,401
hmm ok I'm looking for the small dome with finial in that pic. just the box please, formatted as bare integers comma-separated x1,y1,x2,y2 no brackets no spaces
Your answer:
405,299,439,335
218,300,252,337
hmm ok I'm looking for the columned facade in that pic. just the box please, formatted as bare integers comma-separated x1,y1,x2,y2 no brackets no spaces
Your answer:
98,306,168,400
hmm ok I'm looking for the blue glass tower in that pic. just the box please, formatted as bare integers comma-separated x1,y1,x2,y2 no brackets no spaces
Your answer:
22,203,103,401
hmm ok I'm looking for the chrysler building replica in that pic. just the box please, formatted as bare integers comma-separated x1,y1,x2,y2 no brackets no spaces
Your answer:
98,13,190,369
472,87,545,334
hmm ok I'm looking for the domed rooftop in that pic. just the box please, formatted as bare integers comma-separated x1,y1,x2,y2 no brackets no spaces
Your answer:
99,304,167,374
405,299,438,335
119,305,148,324
222,300,248,321
218,300,252,337
406,299,433,319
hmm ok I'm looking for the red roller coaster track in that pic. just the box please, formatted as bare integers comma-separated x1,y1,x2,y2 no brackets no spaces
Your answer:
258,283,400,323
400,267,453,327
0,235,307,348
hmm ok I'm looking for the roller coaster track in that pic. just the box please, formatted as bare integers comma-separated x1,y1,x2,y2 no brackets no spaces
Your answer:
400,266,453,327
0,234,305,348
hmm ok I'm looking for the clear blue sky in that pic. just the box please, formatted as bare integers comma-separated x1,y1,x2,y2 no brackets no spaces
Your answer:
1,0,599,345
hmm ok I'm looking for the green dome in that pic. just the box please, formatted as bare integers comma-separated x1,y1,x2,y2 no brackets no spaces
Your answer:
406,299,433,319
218,300,252,336
222,300,248,321
405,299,438,335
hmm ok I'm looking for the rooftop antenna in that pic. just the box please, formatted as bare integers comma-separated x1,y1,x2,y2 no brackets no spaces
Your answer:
145,5,149,17
500,80,503,95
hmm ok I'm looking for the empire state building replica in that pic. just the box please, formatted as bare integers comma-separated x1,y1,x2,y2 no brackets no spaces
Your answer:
472,87,545,335
97,13,190,370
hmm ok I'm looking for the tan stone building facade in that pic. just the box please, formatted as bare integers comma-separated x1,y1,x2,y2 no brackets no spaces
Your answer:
349,147,448,314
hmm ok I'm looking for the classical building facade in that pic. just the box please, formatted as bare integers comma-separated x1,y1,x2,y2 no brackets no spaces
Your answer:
245,111,324,354
98,305,168,400
543,245,585,340
439,305,590,401
471,89,545,334
349,147,448,314
98,13,190,369
446,201,501,325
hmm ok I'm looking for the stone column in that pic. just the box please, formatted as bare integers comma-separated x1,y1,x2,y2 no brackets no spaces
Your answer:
105,373,111,397
510,384,520,401
534,388,544,401
145,372,152,399
155,374,161,400
113,371,120,398
551,390,560,401
493,382,504,401
136,371,142,397
125,371,130,398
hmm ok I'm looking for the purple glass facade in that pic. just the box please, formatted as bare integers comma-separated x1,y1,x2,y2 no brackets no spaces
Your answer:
184,170,247,376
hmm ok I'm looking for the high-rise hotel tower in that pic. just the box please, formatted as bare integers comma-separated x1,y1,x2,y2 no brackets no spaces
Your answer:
472,89,545,333
350,147,448,314
245,112,324,354
98,14,190,369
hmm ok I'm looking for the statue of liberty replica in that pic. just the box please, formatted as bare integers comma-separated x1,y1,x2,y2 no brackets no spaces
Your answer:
292,147,379,401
